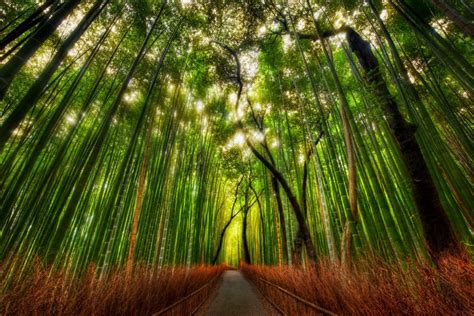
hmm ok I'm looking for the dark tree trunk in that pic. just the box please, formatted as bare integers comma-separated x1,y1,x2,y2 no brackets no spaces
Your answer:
292,151,310,265
429,0,474,37
1,32,34,62
0,0,79,100
345,27,462,261
292,230,304,265
213,213,238,264
271,176,288,263
247,141,317,263
212,176,244,265
242,207,251,264
292,129,323,265
0,0,58,51
0,0,103,151
249,182,265,262
242,185,252,264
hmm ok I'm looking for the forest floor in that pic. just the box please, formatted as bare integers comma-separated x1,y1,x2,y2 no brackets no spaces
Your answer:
201,270,272,316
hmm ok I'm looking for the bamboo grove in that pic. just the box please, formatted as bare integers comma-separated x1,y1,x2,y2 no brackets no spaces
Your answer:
0,0,472,281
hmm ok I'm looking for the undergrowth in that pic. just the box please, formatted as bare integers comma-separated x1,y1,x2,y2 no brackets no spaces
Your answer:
0,261,223,315
242,255,473,315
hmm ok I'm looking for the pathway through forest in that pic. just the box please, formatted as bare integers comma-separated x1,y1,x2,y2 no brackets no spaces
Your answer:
205,270,268,316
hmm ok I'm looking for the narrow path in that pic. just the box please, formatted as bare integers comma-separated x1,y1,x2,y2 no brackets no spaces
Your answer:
206,270,268,316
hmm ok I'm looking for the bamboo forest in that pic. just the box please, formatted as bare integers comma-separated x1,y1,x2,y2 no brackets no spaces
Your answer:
0,0,473,314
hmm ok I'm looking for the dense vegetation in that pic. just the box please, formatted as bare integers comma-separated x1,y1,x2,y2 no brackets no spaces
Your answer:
0,0,472,313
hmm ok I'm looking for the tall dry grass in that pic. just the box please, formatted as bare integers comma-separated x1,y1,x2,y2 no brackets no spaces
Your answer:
242,255,473,315
0,261,224,315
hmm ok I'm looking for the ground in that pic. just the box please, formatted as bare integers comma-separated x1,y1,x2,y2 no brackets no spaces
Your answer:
202,270,270,316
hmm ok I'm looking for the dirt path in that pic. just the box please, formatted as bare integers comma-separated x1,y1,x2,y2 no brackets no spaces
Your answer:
205,270,268,316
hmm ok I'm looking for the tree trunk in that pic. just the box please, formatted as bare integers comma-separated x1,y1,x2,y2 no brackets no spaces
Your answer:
249,182,265,263
0,0,104,151
293,131,323,265
292,230,304,265
429,0,474,37
345,27,462,261
0,0,58,51
339,101,358,267
242,207,251,264
271,176,288,263
212,177,243,264
126,123,151,276
212,213,238,264
0,0,79,100
292,151,310,265
247,141,317,263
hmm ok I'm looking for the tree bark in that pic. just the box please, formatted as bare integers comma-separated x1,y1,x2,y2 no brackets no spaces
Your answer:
345,27,462,260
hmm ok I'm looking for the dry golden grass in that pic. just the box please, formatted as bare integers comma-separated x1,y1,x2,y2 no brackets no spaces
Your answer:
242,255,474,315
0,261,224,315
